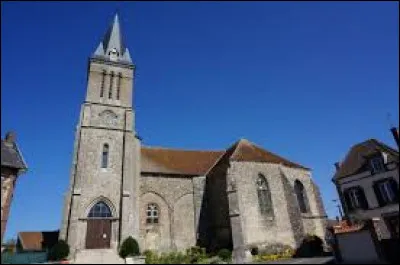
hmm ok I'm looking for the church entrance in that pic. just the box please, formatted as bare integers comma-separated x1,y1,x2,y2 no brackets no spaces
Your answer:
85,201,113,249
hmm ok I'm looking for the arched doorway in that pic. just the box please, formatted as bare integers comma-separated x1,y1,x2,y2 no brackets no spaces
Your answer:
85,201,113,249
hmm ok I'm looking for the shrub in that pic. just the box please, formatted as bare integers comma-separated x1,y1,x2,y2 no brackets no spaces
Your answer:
217,249,231,262
119,236,140,258
258,243,293,256
293,235,324,258
250,246,259,256
186,246,207,263
48,240,70,261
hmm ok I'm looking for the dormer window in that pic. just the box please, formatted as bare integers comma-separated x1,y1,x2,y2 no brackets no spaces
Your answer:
370,156,385,174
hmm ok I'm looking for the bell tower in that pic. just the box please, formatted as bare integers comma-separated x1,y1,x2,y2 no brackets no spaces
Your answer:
60,13,141,256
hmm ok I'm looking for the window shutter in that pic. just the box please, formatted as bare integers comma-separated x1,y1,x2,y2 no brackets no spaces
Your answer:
344,190,353,212
357,187,369,210
373,183,384,207
388,178,399,202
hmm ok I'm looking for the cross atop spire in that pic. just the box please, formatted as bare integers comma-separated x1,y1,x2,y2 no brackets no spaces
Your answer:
92,13,132,64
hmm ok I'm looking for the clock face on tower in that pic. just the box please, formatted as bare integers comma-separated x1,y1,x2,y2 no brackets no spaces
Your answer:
99,110,119,127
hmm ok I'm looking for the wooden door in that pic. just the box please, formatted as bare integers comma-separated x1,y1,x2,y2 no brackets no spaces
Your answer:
86,219,111,249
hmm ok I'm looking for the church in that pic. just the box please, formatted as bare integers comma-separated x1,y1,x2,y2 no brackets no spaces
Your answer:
59,14,327,260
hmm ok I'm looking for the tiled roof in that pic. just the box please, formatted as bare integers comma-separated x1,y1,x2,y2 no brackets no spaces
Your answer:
141,147,224,175
1,140,27,170
333,139,399,180
229,139,309,169
17,231,59,251
333,220,365,234
141,138,308,175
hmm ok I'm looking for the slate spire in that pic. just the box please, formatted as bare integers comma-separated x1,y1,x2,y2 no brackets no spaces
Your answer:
93,13,132,64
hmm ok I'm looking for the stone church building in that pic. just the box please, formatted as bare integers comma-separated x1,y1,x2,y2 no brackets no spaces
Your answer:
60,14,327,260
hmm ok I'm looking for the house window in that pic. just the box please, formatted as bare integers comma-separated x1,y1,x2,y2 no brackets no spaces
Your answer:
88,201,112,218
146,203,159,224
370,156,385,174
294,180,308,213
101,144,109,168
374,178,399,206
256,174,273,216
344,186,369,211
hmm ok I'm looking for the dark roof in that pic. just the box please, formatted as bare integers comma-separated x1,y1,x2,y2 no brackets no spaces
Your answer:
334,139,399,180
141,138,309,175
1,140,27,170
17,231,59,251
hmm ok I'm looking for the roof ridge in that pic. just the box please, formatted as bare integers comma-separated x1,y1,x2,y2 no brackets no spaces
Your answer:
141,145,224,152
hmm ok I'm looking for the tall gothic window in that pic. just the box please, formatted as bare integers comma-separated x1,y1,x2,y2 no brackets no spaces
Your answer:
101,144,109,168
294,180,308,213
109,71,114,99
100,70,106,98
88,201,112,218
116,73,122,100
146,203,159,224
257,174,273,216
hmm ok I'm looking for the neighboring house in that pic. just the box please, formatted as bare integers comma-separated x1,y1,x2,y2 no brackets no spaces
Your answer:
1,132,28,244
59,13,327,262
16,231,59,253
332,129,399,240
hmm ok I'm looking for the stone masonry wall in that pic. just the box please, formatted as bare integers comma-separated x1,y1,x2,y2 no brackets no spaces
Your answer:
229,162,327,250
139,174,196,252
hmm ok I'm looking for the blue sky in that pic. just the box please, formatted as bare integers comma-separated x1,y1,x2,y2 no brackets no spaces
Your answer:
1,2,398,241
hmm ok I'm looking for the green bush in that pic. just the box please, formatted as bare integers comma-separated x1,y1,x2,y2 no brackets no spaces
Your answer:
186,246,207,263
48,240,70,261
119,236,140,258
217,249,231,262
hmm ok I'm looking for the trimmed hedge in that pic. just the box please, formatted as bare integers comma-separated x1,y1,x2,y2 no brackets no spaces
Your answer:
48,240,70,261
119,236,140,258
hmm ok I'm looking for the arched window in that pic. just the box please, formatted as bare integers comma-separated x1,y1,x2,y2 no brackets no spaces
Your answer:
116,73,122,100
88,201,112,218
256,174,273,216
294,180,308,213
101,144,109,168
100,70,106,98
146,203,159,224
109,71,114,99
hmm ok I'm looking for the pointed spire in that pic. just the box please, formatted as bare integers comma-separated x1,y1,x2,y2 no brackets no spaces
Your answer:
92,13,132,64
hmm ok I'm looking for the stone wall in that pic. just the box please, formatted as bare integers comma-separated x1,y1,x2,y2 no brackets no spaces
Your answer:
139,174,196,252
1,167,18,244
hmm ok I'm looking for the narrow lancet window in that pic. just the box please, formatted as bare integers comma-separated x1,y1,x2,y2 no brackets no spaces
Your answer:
109,72,114,99
116,73,122,100
101,144,109,168
100,70,106,98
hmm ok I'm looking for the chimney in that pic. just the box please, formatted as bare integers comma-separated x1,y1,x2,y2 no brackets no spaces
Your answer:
390,127,399,149
334,162,340,171
5,131,16,144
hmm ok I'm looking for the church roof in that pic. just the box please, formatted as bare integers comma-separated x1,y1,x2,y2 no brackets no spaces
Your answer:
141,147,224,175
141,138,308,176
333,139,399,180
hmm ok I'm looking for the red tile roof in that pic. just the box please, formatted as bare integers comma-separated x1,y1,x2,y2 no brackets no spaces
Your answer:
141,138,308,175
17,231,59,251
